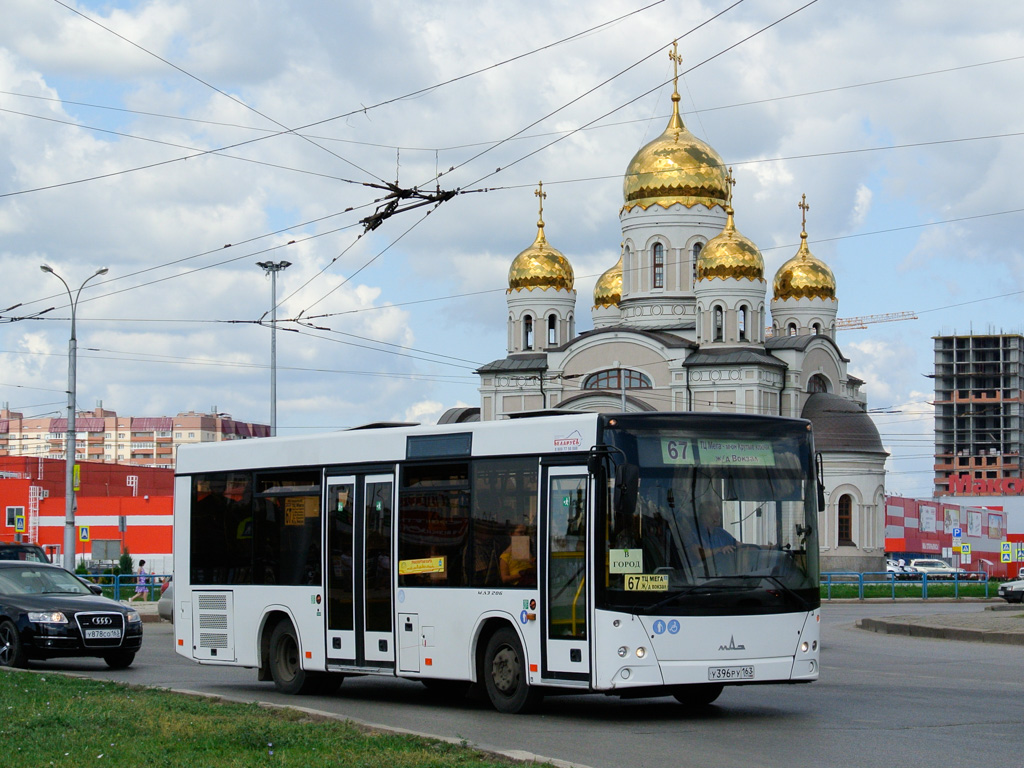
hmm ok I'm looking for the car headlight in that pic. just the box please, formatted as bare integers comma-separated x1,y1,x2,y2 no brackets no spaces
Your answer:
126,610,142,624
28,611,68,623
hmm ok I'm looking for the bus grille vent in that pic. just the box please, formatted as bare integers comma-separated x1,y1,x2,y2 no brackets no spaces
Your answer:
197,594,228,611
199,613,228,630
199,632,229,649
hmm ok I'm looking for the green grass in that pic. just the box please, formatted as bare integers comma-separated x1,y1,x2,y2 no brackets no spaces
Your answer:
820,581,997,600
0,670,540,768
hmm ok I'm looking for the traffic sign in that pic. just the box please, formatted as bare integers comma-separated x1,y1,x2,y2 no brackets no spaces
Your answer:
14,515,25,533
960,543,971,555
1002,542,1013,563
952,527,962,538
78,526,90,542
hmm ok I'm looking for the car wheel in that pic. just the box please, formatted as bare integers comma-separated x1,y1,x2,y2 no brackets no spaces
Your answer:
483,626,542,714
269,621,323,695
103,651,136,669
0,619,28,668
673,683,724,708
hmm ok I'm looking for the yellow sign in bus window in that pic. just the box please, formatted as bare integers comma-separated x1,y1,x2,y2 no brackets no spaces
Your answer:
398,557,446,575
624,574,668,591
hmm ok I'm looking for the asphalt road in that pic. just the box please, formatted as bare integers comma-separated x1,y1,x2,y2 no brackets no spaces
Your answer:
27,602,1024,768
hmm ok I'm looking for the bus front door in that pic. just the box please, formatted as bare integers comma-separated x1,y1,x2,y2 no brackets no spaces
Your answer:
325,474,395,669
543,468,591,681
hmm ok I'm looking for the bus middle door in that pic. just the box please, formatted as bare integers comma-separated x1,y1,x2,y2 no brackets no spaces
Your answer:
325,474,396,669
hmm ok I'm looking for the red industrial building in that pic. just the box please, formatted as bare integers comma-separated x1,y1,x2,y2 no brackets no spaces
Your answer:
885,495,1024,578
0,456,173,572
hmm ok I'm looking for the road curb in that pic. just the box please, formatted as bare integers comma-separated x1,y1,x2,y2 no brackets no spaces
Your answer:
856,617,1024,646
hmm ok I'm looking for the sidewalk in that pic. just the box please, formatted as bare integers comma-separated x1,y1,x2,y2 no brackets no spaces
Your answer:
123,600,163,623
856,603,1024,646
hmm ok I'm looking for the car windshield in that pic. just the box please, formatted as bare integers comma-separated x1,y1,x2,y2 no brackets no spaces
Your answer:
0,566,93,596
597,417,819,615
0,545,48,563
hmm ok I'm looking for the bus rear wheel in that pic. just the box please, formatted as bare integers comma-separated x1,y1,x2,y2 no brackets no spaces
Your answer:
672,683,724,708
269,621,324,695
483,626,541,714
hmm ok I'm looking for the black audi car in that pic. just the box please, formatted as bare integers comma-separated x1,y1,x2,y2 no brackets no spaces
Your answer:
0,561,143,668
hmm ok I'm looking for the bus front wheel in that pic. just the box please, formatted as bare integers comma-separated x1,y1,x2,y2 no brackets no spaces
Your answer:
269,621,323,695
483,626,541,714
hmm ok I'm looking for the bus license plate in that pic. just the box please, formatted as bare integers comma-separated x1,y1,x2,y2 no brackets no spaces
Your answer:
708,665,754,681
85,629,122,639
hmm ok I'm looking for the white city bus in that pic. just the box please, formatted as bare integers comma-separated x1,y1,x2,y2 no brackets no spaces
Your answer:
172,411,821,713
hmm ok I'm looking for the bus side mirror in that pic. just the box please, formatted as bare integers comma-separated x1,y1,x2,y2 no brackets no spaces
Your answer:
815,452,826,511
614,464,639,516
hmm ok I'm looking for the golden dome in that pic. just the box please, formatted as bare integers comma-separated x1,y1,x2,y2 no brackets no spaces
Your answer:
622,45,728,212
508,182,574,293
773,196,836,301
696,206,764,282
593,255,622,308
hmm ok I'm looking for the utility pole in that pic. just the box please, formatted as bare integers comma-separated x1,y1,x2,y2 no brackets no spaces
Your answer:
40,265,108,571
256,261,291,436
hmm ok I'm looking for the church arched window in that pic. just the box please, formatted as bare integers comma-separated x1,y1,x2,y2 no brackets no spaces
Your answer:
808,374,830,394
547,314,557,346
652,242,665,289
837,495,855,546
583,369,652,390
812,322,821,335
738,305,748,341
691,241,703,286
523,315,533,350
714,306,724,342
788,323,798,337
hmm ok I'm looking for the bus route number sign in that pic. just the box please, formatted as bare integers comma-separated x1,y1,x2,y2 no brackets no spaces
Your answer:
661,439,695,466
625,574,668,591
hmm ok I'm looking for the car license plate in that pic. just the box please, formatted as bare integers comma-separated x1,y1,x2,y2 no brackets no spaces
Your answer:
708,665,754,681
85,629,122,639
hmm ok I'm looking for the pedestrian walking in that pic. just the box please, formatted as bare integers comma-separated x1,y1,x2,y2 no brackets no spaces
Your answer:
129,559,149,601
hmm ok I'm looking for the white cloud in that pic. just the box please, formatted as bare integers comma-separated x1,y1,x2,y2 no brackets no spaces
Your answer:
0,0,1021,472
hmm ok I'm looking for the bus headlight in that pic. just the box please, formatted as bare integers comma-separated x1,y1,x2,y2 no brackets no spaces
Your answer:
800,641,809,652
617,646,629,658
635,646,646,659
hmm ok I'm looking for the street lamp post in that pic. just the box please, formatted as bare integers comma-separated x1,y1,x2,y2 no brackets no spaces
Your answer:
40,264,108,571
256,261,291,436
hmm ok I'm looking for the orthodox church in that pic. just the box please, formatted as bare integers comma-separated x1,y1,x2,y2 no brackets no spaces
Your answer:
459,46,887,572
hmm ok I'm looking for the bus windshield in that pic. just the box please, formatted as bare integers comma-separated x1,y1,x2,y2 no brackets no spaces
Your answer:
598,417,820,615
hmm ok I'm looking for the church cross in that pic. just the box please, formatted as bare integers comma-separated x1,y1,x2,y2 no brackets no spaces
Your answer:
535,181,546,223
799,194,810,231
669,40,683,91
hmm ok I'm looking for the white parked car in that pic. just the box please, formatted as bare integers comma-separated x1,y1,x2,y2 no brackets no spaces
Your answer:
997,577,1024,604
906,559,966,579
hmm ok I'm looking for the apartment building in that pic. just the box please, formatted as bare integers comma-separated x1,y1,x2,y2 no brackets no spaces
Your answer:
933,333,1024,497
0,406,269,469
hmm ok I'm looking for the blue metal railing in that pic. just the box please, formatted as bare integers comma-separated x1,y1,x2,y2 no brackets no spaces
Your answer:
820,571,990,600
78,572,170,601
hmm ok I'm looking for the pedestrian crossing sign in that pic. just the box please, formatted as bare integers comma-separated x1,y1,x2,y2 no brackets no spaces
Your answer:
78,526,90,542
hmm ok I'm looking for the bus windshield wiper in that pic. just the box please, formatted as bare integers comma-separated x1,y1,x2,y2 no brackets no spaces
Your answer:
643,582,739,612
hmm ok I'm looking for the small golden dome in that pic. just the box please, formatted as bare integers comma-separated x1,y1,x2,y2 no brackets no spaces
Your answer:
593,255,622,308
508,182,574,292
773,196,836,301
696,206,764,282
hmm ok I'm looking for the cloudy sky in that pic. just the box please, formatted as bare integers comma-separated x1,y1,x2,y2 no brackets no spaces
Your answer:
2,0,1022,497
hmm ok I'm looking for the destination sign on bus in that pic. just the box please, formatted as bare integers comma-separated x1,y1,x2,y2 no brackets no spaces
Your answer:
660,438,776,467
624,574,668,591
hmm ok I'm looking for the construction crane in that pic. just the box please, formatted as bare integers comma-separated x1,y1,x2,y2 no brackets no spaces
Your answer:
835,311,918,330
766,311,917,337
